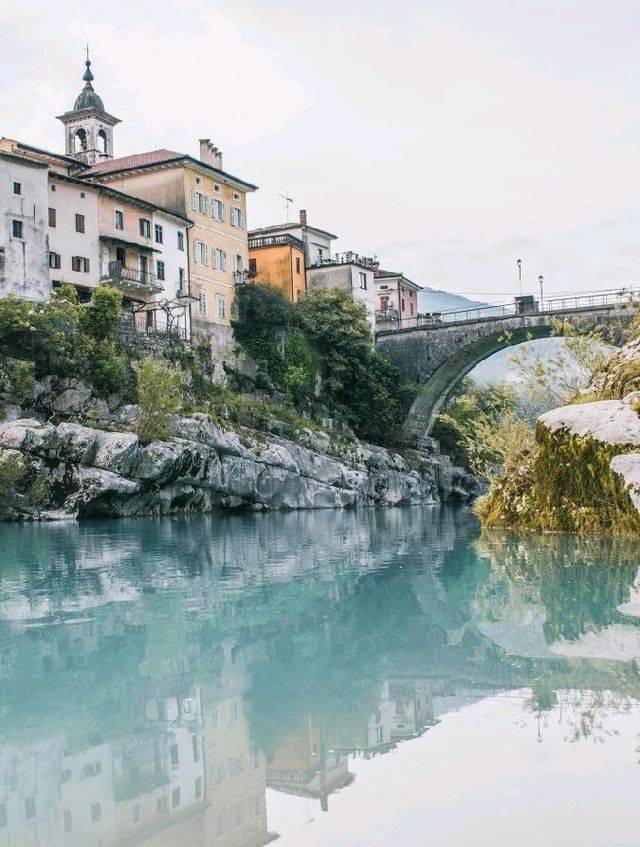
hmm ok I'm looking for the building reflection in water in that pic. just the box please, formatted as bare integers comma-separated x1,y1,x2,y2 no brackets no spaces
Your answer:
0,508,639,845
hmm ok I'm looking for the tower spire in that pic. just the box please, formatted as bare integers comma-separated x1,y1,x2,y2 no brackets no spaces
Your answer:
82,45,94,83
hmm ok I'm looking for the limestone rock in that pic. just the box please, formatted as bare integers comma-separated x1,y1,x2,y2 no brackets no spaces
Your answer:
539,400,640,447
611,453,640,512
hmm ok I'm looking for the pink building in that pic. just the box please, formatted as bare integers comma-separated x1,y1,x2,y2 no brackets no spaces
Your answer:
374,268,422,330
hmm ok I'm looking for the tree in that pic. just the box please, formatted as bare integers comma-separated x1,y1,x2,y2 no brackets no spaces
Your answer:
136,357,184,442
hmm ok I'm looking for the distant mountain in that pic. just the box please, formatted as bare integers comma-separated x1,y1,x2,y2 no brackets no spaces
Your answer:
417,287,488,315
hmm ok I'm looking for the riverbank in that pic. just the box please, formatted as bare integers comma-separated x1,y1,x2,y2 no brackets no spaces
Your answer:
0,397,476,521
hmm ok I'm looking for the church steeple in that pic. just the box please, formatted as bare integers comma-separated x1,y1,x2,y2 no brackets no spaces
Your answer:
57,50,121,165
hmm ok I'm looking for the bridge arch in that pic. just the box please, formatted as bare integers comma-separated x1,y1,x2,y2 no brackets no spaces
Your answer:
375,305,636,437
404,324,551,436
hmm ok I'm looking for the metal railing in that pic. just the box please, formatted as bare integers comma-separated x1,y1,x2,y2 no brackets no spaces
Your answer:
377,288,640,333
248,233,306,251
101,261,163,293
310,252,377,269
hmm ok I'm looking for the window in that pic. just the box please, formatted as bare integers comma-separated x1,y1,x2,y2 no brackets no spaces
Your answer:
216,293,226,321
232,191,240,200
296,256,301,274
192,191,208,215
229,756,244,776
49,252,61,270
172,788,181,808
214,248,227,272
401,298,406,312
410,303,414,316
248,258,257,276
359,271,367,289
375,726,384,743
74,128,87,152
195,176,202,186
212,198,224,221
114,210,124,230
215,812,226,836
72,256,90,273
75,214,85,233
132,805,140,824
91,803,101,823
230,804,242,827
178,268,186,290
51,184,56,192
317,247,324,259
154,223,163,243
211,762,225,784
13,181,22,195
139,218,151,238
195,777,202,799
97,129,107,154
47,207,56,227
213,182,221,193
156,260,165,281
11,220,23,239
83,761,102,777
170,744,179,768
192,734,200,762
229,701,239,727
194,240,208,265
64,810,72,832
25,797,36,819
156,797,167,815
198,290,207,316
177,230,185,251
211,708,219,728
230,206,244,228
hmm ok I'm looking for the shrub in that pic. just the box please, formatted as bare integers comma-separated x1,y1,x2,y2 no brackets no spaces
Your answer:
136,357,184,442
0,451,49,513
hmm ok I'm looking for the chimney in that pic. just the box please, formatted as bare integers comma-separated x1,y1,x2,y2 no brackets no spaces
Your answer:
199,138,223,169
299,209,307,226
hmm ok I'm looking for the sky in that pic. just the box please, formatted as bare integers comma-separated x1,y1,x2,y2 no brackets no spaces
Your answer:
3,0,640,302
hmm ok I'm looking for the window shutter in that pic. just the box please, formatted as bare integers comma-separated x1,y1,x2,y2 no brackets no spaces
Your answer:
192,191,198,211
202,196,209,214
222,251,227,272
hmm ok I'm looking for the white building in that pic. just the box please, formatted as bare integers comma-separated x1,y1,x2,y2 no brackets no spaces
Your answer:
48,172,101,295
306,252,377,332
0,150,51,301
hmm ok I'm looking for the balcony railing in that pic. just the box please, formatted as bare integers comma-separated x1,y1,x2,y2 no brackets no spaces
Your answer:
309,252,377,269
101,261,163,294
233,270,254,285
248,233,306,251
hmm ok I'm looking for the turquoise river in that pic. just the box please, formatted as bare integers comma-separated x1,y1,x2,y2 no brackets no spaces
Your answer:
1,506,639,846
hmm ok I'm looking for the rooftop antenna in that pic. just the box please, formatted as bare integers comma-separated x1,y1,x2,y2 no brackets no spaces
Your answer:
279,190,294,222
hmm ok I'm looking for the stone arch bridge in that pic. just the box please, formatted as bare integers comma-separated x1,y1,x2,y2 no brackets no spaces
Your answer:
375,291,638,436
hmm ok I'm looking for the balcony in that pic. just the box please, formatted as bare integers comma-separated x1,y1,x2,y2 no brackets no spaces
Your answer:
233,269,256,285
375,309,400,324
248,233,306,251
310,251,377,269
101,261,163,294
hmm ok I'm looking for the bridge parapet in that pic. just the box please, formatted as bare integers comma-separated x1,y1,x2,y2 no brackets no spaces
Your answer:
376,298,638,437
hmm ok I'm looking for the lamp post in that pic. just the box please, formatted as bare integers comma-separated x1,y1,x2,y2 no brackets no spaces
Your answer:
538,275,544,312
516,258,522,296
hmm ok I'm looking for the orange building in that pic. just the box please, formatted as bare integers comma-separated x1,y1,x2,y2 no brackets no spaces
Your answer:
247,232,307,302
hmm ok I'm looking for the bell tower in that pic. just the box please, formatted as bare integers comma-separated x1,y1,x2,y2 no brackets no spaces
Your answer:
57,49,121,165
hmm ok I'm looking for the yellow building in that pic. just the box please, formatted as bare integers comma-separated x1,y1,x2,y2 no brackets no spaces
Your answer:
247,231,307,302
79,140,257,346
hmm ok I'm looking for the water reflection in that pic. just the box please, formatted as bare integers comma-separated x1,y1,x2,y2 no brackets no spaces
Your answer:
0,509,639,845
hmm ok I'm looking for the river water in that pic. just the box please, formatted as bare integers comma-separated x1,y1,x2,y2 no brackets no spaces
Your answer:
0,507,639,846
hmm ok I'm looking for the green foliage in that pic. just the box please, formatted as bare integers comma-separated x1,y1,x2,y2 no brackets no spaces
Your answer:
232,285,413,444
0,358,35,404
508,317,614,407
0,285,131,399
476,425,640,536
136,357,184,442
432,379,523,470
0,451,49,513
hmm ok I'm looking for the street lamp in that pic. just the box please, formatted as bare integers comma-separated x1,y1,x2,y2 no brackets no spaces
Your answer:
516,258,522,296
538,275,544,311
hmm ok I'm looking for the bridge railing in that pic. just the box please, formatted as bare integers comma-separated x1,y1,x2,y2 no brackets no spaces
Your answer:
378,287,640,333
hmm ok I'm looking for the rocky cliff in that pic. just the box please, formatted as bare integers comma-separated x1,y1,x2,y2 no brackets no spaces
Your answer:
0,381,476,521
